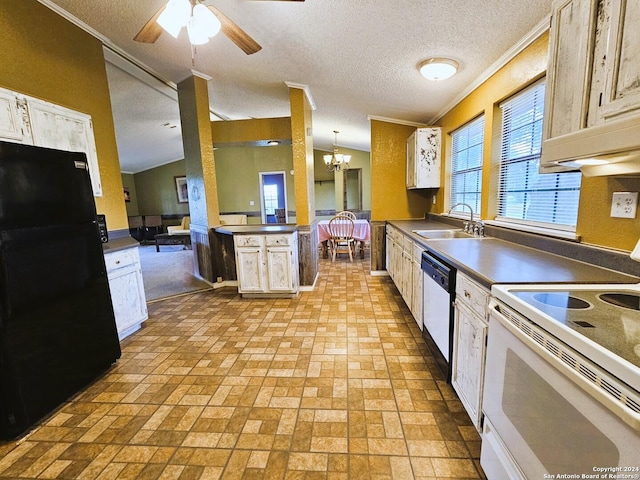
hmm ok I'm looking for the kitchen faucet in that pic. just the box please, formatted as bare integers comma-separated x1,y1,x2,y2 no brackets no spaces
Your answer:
448,202,484,236
448,202,474,223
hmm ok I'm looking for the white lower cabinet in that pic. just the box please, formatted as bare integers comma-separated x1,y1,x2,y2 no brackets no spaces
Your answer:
452,272,489,431
234,232,299,297
104,246,148,340
386,224,423,329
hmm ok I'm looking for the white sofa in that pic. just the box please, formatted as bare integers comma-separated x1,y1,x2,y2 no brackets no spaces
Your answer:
219,214,248,225
167,216,190,235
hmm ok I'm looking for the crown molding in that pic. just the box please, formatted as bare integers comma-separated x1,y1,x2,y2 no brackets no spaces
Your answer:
284,81,316,110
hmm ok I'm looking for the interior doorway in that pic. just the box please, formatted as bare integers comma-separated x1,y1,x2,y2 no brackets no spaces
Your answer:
259,171,288,223
343,168,362,211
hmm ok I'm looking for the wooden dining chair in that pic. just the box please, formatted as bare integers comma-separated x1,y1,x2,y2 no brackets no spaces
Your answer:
275,208,286,224
337,210,356,221
328,214,355,261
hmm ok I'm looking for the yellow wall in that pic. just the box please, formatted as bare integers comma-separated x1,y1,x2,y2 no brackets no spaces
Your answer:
436,33,549,220
212,117,292,143
435,32,640,251
370,120,433,221
0,0,127,230
289,88,315,225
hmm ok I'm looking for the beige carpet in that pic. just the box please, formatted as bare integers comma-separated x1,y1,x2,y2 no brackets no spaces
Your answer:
138,245,212,301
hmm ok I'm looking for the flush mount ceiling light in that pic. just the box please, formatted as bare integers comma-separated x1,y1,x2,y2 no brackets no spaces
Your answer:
324,130,351,172
418,58,459,81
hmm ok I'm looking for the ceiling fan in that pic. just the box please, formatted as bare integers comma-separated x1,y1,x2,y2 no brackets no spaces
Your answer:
134,0,304,55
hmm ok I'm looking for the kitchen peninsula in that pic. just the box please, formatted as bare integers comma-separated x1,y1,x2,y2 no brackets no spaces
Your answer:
215,224,299,298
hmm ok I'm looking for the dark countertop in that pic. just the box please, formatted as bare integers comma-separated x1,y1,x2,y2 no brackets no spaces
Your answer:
102,235,140,254
388,220,640,287
215,225,298,235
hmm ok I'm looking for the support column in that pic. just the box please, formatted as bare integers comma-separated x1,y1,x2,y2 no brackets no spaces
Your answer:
177,71,221,283
288,82,318,287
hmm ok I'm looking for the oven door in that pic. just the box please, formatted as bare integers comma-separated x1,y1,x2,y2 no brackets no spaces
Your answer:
481,299,640,479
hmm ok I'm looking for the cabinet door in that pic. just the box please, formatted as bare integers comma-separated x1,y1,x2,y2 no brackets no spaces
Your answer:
236,247,265,292
105,248,148,338
600,0,640,119
0,90,26,142
108,266,148,335
401,248,413,307
544,0,597,139
266,247,294,291
27,99,102,196
415,128,441,188
406,131,417,188
411,255,423,329
452,301,488,430
406,128,441,189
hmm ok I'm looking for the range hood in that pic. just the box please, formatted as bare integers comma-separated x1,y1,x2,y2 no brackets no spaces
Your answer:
540,113,640,177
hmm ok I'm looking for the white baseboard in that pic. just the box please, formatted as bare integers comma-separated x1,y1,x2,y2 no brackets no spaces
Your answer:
370,270,389,277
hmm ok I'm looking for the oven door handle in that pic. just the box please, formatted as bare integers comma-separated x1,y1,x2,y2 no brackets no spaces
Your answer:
489,299,640,432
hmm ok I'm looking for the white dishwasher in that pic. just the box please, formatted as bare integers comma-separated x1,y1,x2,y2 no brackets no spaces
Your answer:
421,251,456,382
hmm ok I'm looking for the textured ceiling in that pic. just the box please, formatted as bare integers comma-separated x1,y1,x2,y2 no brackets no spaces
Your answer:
40,0,553,173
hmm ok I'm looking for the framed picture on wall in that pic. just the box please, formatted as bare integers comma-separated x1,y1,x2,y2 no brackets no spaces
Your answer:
175,176,188,203
123,186,131,203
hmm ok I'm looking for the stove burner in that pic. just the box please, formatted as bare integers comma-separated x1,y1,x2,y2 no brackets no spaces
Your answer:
532,292,591,310
598,293,640,311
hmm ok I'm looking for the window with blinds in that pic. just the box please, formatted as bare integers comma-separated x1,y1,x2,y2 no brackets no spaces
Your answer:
450,115,484,217
497,80,581,229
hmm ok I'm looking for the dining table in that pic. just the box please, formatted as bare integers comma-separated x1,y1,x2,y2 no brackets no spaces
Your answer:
317,218,371,259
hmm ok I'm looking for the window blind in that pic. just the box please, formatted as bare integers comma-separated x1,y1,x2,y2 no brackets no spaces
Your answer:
450,115,484,217
497,80,581,229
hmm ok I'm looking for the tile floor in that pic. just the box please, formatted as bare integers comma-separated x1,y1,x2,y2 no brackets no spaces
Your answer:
0,254,485,479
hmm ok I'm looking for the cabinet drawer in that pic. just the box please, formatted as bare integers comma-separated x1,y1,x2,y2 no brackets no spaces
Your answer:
265,234,292,247
402,235,413,252
456,273,489,318
412,242,423,261
235,235,263,247
104,247,139,273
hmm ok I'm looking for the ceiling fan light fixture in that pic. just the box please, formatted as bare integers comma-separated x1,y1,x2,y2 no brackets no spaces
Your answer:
192,4,222,38
157,0,191,38
419,57,459,81
187,15,210,45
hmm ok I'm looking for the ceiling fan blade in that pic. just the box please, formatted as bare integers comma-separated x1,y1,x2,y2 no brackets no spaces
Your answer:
133,5,165,43
207,5,262,55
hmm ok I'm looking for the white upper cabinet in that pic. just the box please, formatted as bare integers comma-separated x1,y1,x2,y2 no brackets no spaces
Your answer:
542,0,640,170
27,98,102,196
0,87,102,196
544,0,596,139
406,127,441,189
598,0,640,120
0,90,32,144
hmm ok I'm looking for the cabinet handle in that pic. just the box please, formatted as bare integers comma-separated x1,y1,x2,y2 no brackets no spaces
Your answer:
464,290,471,298
115,260,120,265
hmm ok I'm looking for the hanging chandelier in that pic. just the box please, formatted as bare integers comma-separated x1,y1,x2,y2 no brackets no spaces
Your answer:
157,0,222,46
323,130,351,172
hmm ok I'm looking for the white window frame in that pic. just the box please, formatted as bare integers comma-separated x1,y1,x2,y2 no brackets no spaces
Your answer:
494,79,581,237
449,115,485,218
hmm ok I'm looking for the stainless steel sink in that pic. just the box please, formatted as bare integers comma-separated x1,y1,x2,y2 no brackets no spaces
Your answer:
412,229,475,239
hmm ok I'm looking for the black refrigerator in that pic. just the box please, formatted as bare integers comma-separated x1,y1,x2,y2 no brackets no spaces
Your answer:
0,140,121,440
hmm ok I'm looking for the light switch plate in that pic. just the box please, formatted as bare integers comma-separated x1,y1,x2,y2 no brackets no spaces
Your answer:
611,192,638,218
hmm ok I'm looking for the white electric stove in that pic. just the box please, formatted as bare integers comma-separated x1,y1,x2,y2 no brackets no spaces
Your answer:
481,282,640,479
492,282,640,389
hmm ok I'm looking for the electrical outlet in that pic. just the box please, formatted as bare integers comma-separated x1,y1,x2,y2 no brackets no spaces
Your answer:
611,192,638,218
249,200,254,206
